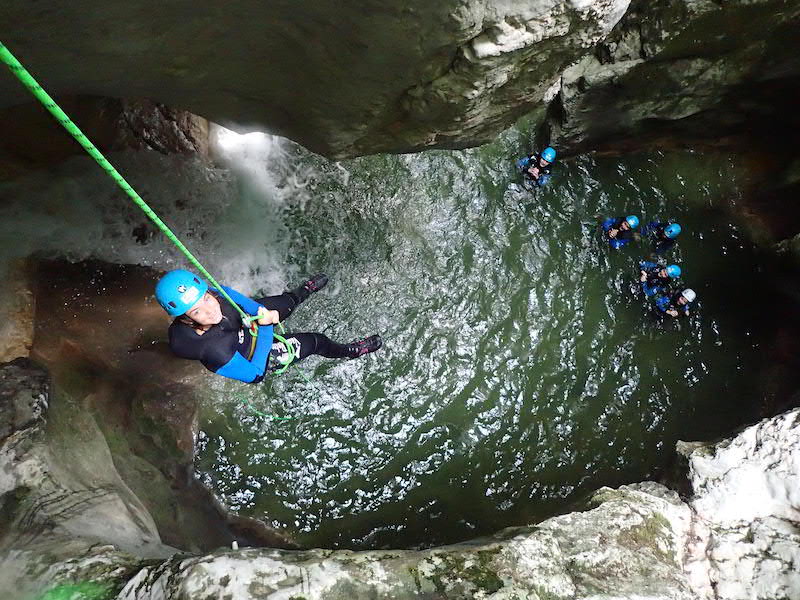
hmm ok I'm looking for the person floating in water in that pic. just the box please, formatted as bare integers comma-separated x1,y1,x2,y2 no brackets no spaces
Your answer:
655,288,696,318
155,270,382,383
639,261,682,297
642,221,681,255
516,146,556,188
602,215,640,249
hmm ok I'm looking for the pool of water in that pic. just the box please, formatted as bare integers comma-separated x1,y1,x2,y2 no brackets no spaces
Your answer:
193,131,772,550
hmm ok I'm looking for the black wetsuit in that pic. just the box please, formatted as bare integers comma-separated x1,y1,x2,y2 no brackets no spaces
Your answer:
639,261,672,297
655,291,692,317
603,217,637,248
644,222,677,255
168,287,353,383
520,153,552,187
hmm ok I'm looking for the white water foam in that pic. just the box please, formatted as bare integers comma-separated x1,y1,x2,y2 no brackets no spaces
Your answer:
0,125,320,295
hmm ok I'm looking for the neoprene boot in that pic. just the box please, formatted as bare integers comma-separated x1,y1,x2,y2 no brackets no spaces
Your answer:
291,273,329,303
344,335,383,358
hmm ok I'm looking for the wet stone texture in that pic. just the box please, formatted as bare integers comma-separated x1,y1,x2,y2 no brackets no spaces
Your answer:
1,349,799,599
683,409,800,600
117,482,695,600
0,97,209,179
0,260,34,364
0,358,167,600
0,0,630,158
544,0,800,156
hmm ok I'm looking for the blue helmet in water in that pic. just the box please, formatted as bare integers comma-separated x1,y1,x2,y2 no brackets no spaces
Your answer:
541,147,556,162
625,215,640,229
666,264,681,278
155,269,208,316
664,223,682,238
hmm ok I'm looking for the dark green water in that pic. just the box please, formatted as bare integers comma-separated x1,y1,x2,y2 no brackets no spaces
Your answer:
195,131,771,550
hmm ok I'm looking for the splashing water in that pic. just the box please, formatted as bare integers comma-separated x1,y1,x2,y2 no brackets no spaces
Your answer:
195,129,774,550
0,122,777,551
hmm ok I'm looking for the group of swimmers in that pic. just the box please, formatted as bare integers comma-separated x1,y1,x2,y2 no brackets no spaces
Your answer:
602,216,696,318
517,148,697,319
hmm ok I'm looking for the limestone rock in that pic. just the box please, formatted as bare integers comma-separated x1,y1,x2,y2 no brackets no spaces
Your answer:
117,482,694,599
0,359,171,600
0,259,34,363
683,408,800,600
0,1,629,158
545,0,800,154
0,96,208,178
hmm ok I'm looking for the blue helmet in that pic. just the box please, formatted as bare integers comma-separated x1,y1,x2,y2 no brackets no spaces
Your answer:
666,264,681,278
664,223,682,239
625,215,640,229
541,147,556,162
155,269,208,316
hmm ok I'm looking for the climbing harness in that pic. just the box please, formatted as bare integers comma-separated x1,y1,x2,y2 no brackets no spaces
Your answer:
272,333,296,375
0,42,311,419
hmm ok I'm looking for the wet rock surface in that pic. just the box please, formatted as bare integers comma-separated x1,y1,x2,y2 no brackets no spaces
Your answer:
0,259,34,364
0,358,167,599
2,348,798,600
0,96,208,179
683,409,800,600
544,0,800,155
0,1,629,158
117,482,695,600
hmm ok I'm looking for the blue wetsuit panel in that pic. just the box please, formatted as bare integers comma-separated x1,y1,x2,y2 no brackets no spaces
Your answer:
215,323,274,383
642,281,662,297
655,295,671,312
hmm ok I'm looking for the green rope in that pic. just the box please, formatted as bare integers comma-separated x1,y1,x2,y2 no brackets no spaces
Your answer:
234,392,294,421
0,41,253,330
0,42,318,390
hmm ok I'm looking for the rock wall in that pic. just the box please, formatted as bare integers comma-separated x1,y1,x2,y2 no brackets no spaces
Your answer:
0,1,629,158
117,483,695,600
2,1,799,162
682,410,800,600
0,259,33,363
544,0,800,155
2,351,798,600
0,96,208,179
0,358,168,600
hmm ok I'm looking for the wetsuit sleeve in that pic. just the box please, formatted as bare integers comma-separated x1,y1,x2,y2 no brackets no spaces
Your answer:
640,260,658,270
217,285,264,316
214,352,265,383
537,173,551,187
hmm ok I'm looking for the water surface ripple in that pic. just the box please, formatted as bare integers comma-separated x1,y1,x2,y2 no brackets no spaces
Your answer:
196,136,767,549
